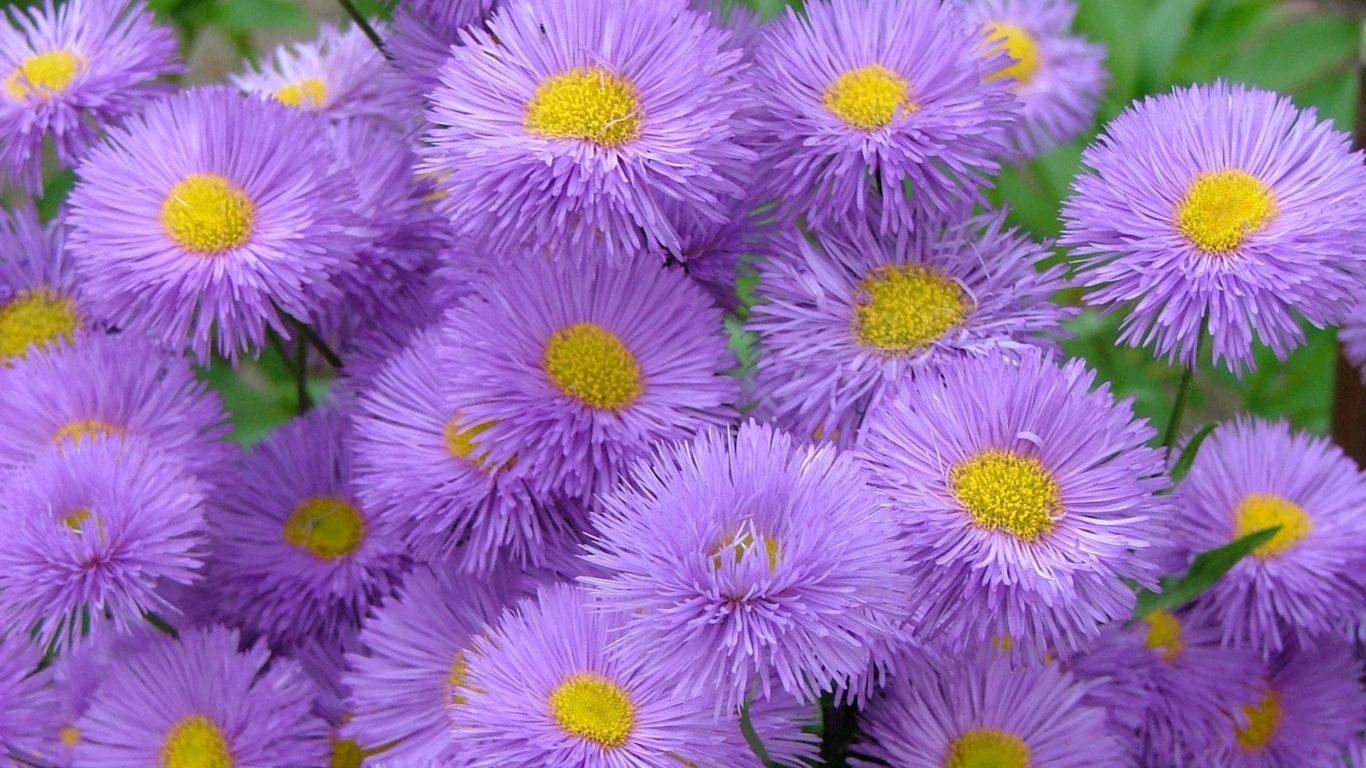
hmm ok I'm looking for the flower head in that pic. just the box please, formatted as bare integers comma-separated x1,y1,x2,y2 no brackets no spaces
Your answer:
0,206,94,363
0,632,58,766
389,0,495,98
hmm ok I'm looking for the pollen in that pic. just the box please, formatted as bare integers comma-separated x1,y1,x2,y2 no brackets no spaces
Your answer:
4,50,85,102
161,714,235,768
983,24,1042,87
854,265,969,353
823,64,915,131
1144,610,1185,664
950,450,1062,542
1235,690,1282,753
525,67,642,147
284,496,367,561
0,288,80,361
549,673,636,749
946,728,1032,768
444,416,496,469
543,323,644,411
329,736,368,768
161,174,256,255
1176,170,1276,254
710,531,781,574
1234,494,1312,559
60,725,80,748
53,419,125,446
448,650,472,707
62,508,101,537
275,78,328,110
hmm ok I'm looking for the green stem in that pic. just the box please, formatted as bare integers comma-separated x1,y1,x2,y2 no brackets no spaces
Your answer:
143,611,181,640
338,0,391,59
1161,327,1207,458
739,693,777,768
295,337,314,415
298,321,345,370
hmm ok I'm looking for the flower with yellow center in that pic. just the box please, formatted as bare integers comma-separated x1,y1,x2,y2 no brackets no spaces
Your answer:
4,49,85,102
709,531,781,574
0,287,80,361
444,416,496,470
950,450,1062,542
1233,493,1312,559
1234,690,1282,753
823,64,915,131
982,24,1042,87
543,323,644,411
945,728,1031,768
275,78,327,110
1143,610,1185,664
1176,170,1276,254
161,714,236,768
855,265,969,353
525,67,642,147
160,174,257,255
283,496,367,560
549,673,637,749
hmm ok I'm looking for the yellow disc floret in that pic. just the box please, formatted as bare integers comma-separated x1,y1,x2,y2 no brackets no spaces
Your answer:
710,532,781,574
950,450,1062,542
525,67,642,147
444,416,496,469
275,78,328,110
1144,610,1185,664
4,50,85,102
945,728,1032,768
1235,690,1282,753
855,265,969,353
161,174,256,254
549,673,636,749
0,288,80,361
823,64,914,131
983,24,1042,87
1233,494,1312,559
1176,170,1276,254
53,419,125,446
543,323,644,411
161,714,235,768
284,496,367,560
448,650,472,707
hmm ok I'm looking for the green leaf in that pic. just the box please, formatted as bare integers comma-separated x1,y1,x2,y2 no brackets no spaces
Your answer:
209,0,314,35
1168,422,1217,485
1133,526,1279,618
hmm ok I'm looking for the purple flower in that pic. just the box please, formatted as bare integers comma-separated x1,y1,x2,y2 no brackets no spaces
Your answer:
582,421,913,710
65,86,358,362
1171,418,1366,654
1061,82,1366,373
748,0,1018,231
857,349,1169,658
750,208,1074,446
0,632,58,766
0,0,181,194
1341,302,1366,384
72,625,330,767
46,625,161,766
421,0,756,261
388,0,495,98
0,205,94,362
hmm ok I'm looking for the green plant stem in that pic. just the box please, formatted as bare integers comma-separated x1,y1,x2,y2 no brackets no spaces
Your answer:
1161,329,1208,458
739,694,777,768
338,0,391,59
295,337,313,415
298,321,345,370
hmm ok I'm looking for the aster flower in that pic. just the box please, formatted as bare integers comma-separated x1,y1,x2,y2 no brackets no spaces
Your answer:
233,20,414,126
0,439,207,648
582,421,913,709
43,624,162,766
851,653,1124,768
0,632,58,766
207,409,406,650
389,0,495,98
456,584,764,768
0,0,181,194
748,0,1017,231
857,349,1168,658
750,208,1074,446
422,0,756,261
1061,81,1366,373
0,205,93,363
73,625,329,767
964,0,1107,157
1171,418,1366,654
0,332,234,483
436,254,739,504
66,86,358,362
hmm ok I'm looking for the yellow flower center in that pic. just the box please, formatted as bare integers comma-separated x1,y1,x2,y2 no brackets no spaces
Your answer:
1235,690,1282,753
855,265,969,353
60,725,81,748
52,419,125,446
283,496,366,561
0,288,80,361
1175,170,1276,254
710,532,781,573
275,78,328,110
823,64,915,131
543,323,644,411
525,67,642,147
950,450,1061,542
160,174,257,255
945,728,1032,768
549,673,636,749
62,508,105,538
4,50,85,102
1233,494,1312,559
1144,610,1185,664
983,24,1042,87
329,736,370,768
448,650,472,707
444,416,496,469
161,715,235,768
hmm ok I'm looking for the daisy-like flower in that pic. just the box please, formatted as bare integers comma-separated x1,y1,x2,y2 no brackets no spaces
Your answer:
748,0,1017,231
1207,639,1366,768
964,0,1107,157
456,584,763,768
207,410,406,650
0,0,181,194
422,0,756,261
0,439,207,648
73,625,329,767
0,632,58,766
343,563,535,766
750,208,1073,446
1061,81,1366,373
65,86,357,362
852,653,1124,768
857,349,1168,658
46,625,160,766
1171,418,1366,654
437,254,739,504
582,421,913,710
0,205,94,363
233,20,414,126
0,332,233,483
389,0,494,98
